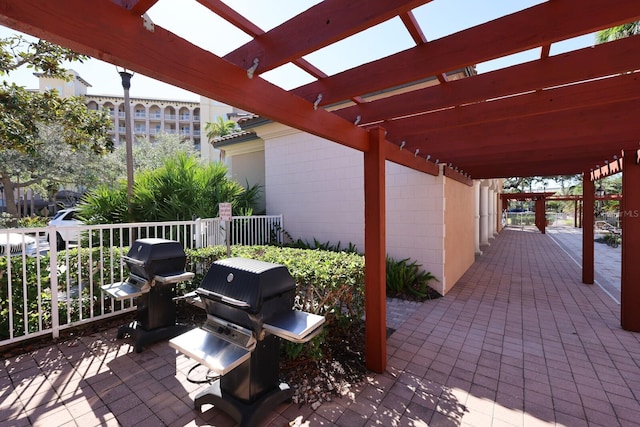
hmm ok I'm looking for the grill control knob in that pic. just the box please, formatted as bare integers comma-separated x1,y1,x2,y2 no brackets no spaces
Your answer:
223,327,231,335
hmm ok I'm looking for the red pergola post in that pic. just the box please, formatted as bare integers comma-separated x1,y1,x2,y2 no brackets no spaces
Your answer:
364,127,387,373
582,173,594,284
536,198,546,234
621,149,640,331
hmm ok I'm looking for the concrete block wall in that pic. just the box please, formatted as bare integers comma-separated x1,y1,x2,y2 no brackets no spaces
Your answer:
265,130,445,285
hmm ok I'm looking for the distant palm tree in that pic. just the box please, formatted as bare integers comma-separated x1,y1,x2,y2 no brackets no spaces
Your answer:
596,22,640,43
205,116,238,142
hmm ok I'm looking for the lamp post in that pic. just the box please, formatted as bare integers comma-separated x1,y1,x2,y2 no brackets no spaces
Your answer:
596,182,605,220
117,67,134,217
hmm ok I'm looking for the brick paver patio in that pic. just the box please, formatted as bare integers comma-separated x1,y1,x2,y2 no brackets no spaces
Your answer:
2,227,639,426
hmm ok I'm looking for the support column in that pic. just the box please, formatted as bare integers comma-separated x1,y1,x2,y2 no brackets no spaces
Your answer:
474,181,482,255
488,188,495,239
621,149,640,331
535,198,546,234
364,127,386,373
582,173,594,284
480,184,489,246
493,191,500,236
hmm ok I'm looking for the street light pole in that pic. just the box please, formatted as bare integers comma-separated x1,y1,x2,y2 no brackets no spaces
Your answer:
118,68,134,218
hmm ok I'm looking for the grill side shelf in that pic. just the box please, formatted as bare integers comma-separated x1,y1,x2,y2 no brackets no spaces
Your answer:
169,327,252,375
154,272,195,284
263,311,325,343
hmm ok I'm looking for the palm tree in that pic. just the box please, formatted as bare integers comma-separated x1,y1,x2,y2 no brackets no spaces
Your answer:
597,22,640,43
204,116,238,142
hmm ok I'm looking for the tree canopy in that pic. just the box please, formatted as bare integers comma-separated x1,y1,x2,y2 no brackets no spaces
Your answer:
0,35,112,217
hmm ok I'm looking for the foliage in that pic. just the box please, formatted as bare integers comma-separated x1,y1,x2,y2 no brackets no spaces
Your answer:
597,22,640,43
0,35,112,218
205,116,238,141
104,133,200,181
0,35,88,78
185,245,365,324
0,242,364,361
186,244,365,362
0,121,112,214
285,237,359,254
386,256,439,299
78,152,262,223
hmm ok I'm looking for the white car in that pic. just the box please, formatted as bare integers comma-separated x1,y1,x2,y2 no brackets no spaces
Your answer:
48,208,83,250
0,232,38,257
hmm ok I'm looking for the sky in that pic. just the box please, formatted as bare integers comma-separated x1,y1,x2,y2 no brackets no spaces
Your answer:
0,0,598,102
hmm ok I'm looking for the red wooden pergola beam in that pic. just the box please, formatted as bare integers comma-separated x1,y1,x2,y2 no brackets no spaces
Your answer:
111,0,159,14
223,0,432,72
0,0,370,155
333,35,640,124
385,141,439,176
434,142,630,167
196,0,264,36
382,72,640,137
427,137,638,174
400,10,427,45
443,166,472,186
292,0,640,106
397,99,640,152
591,156,624,180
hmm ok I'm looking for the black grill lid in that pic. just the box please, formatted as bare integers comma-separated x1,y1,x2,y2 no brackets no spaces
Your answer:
199,257,295,313
124,238,187,279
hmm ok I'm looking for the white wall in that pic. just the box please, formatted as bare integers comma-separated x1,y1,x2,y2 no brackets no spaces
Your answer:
386,162,445,285
264,126,445,282
265,130,365,249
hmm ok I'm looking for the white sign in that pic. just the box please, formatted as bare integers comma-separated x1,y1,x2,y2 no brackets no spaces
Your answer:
219,203,232,221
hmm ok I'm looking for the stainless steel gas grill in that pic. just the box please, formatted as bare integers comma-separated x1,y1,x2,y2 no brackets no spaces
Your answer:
170,257,324,427
101,238,194,352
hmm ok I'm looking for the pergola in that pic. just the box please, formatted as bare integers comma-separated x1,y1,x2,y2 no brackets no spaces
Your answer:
1,0,639,373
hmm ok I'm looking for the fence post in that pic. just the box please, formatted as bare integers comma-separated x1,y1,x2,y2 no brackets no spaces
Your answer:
278,214,284,244
48,225,60,339
194,218,203,249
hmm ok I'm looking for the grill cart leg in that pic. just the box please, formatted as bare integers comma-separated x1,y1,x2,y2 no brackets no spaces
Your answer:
194,380,292,427
118,321,192,353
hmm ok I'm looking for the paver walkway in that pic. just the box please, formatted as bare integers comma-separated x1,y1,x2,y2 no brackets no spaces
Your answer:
2,227,639,426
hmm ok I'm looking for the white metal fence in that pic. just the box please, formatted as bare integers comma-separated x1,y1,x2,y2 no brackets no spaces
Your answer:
0,215,283,347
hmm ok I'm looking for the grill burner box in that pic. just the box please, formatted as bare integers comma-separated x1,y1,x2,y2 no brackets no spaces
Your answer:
101,238,194,352
170,257,325,427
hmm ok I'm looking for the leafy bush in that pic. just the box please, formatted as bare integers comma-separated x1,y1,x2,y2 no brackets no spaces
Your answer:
386,256,439,299
78,153,262,223
185,245,365,361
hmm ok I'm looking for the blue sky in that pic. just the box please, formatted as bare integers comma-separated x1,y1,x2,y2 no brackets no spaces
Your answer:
0,0,597,102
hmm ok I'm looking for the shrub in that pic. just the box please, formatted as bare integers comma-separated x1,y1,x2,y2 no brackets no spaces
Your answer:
386,256,439,299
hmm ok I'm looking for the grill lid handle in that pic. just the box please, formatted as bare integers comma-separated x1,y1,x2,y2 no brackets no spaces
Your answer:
122,255,145,266
196,288,251,308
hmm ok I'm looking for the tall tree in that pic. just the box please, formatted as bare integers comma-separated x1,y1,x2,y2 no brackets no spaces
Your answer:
0,35,112,217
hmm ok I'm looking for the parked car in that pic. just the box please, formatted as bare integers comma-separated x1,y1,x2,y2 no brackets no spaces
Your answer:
48,208,83,250
0,232,38,257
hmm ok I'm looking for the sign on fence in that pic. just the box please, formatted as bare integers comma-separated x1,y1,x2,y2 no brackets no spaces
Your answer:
219,203,232,221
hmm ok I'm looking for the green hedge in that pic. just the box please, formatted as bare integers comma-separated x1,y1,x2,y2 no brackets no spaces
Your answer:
184,245,365,325
1,245,365,346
